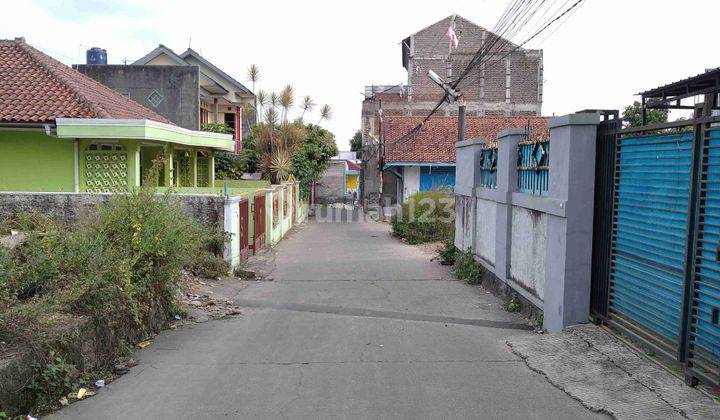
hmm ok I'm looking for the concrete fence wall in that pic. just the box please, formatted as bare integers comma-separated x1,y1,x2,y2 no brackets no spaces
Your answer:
455,113,600,331
0,183,308,269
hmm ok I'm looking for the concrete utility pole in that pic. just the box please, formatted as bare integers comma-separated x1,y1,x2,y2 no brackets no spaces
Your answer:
377,102,384,205
458,98,466,142
427,69,464,142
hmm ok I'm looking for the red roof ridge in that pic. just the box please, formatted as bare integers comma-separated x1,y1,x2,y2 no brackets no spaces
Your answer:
15,41,101,118
0,38,173,124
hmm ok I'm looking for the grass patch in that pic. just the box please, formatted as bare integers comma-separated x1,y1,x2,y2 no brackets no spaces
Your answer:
0,189,226,416
452,247,484,285
391,191,454,244
437,237,457,265
390,191,455,244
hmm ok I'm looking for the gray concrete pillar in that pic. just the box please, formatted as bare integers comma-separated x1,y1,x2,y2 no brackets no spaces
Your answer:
455,138,485,251
494,128,524,279
455,138,485,197
543,113,600,332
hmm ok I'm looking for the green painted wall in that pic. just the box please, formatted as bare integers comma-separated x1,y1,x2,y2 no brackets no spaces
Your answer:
0,130,75,192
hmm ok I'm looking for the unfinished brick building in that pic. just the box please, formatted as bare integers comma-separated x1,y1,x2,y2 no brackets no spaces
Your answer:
361,15,544,204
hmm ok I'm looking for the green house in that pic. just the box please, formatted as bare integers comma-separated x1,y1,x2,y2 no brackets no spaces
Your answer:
0,38,234,193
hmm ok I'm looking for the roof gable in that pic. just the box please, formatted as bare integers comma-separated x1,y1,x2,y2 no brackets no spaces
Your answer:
407,14,520,52
0,38,172,124
133,45,188,66
180,48,253,95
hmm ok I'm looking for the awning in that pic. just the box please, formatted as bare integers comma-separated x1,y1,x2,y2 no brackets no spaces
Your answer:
55,118,235,152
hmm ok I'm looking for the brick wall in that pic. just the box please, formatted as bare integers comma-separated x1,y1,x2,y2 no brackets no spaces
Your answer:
360,15,544,204
406,15,542,116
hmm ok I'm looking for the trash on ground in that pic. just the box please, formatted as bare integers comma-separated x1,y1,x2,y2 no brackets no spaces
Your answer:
95,379,105,388
59,396,69,406
68,388,95,400
137,340,152,349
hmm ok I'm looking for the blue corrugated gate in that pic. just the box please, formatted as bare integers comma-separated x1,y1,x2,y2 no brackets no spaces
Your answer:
610,131,693,357
608,121,720,387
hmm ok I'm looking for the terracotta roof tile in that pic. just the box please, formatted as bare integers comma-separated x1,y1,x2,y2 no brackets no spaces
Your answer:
384,116,550,163
0,38,172,124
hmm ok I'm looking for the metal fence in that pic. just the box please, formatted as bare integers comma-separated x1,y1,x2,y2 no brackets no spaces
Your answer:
479,146,498,188
599,116,720,388
517,137,550,195
590,112,621,322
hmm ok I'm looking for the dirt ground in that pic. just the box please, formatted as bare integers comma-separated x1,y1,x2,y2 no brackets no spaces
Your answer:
173,271,250,324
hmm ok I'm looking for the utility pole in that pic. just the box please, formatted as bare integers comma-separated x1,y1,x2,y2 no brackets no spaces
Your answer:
377,100,384,206
458,98,466,142
427,69,464,141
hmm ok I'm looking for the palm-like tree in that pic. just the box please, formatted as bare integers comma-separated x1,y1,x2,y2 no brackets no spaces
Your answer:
300,95,315,121
279,85,294,123
256,90,268,111
318,104,332,125
269,92,279,110
247,64,260,123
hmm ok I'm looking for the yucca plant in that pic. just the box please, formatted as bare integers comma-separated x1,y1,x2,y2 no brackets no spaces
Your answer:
247,64,260,123
280,85,294,123
300,95,315,121
318,104,332,125
268,148,293,182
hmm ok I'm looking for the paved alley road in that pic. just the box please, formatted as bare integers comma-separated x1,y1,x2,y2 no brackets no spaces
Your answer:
52,216,606,420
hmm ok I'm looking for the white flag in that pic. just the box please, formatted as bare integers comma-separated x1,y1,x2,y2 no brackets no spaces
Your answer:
446,25,459,48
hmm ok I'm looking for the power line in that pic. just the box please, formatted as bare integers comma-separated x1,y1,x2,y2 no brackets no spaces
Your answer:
386,0,586,152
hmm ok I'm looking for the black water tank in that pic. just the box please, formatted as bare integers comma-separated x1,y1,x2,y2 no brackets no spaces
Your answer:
86,47,107,65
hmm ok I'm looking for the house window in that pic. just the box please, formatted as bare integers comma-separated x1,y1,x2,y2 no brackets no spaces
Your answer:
224,112,235,131
86,143,125,151
147,90,164,108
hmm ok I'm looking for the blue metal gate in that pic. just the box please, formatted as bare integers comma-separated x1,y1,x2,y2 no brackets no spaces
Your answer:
607,119,720,387
609,130,694,359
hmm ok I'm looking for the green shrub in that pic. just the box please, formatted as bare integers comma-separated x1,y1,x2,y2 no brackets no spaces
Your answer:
453,247,484,285
391,191,454,244
437,236,457,265
503,294,521,312
188,251,230,278
0,190,227,414
27,350,78,411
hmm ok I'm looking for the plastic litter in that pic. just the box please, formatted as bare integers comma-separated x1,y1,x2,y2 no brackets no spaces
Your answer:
26,415,38,420
137,340,152,349
59,396,69,406
77,388,88,399
95,379,105,388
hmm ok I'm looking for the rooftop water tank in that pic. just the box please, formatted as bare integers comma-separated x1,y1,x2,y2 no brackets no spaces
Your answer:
86,47,107,65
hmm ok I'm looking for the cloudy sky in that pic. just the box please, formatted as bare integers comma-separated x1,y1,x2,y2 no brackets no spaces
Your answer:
3,0,718,149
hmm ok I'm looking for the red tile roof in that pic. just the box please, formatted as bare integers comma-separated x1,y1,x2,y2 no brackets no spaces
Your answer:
0,38,172,124
347,161,361,171
384,116,550,163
